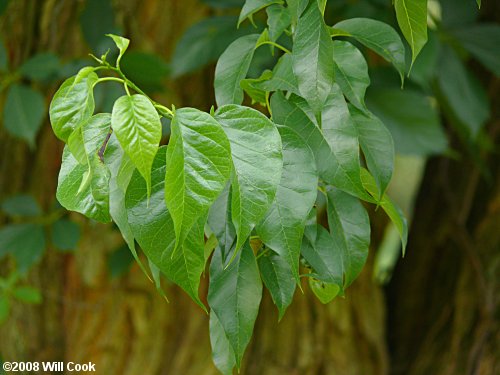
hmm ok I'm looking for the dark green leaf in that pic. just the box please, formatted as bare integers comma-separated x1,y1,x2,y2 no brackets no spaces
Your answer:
1,194,41,217
239,0,282,26
51,219,81,251
210,312,236,375
394,0,428,65
107,245,134,278
254,53,298,94
12,287,42,304
215,105,282,255
266,4,291,41
208,184,237,263
3,84,45,148
309,278,340,304
0,224,45,274
49,73,98,142
165,108,232,251
0,37,7,71
292,2,334,115
215,34,260,106
80,0,118,55
19,52,60,81
208,243,262,368
121,52,169,91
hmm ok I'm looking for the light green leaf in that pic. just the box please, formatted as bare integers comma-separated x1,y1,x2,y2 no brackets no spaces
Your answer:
19,52,60,81
210,312,237,375
1,194,41,217
326,188,370,287
208,243,262,368
0,295,9,324
333,18,406,82
82,113,111,158
215,105,282,256
361,168,408,253
258,248,296,319
238,0,282,26
256,125,317,283
476,0,481,8
0,224,45,274
215,34,260,106
3,84,45,148
126,147,207,309
254,53,299,94
49,73,98,142
309,278,340,304
266,4,291,41
332,41,370,110
292,1,334,115
394,0,428,66
106,34,130,65
111,94,162,197
51,219,81,251
165,108,232,251
349,106,394,198
12,287,42,304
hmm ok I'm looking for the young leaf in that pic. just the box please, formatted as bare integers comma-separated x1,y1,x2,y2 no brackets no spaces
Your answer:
165,108,232,251
208,243,262,368
210,311,237,375
256,125,317,283
333,18,406,82
238,0,282,26
215,105,282,256
394,0,428,66
126,147,207,309
106,34,130,66
111,94,162,198
309,278,340,304
292,1,334,115
215,34,260,106
349,106,394,198
361,169,408,253
332,41,370,110
49,73,98,142
266,4,291,41
326,188,370,287
258,248,296,319
3,84,45,148
240,70,273,105
253,53,299,94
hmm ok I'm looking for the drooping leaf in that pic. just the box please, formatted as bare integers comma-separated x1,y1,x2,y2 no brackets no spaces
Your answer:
253,53,299,94
349,105,394,198
19,52,60,81
240,70,272,105
126,147,207,309
309,278,340,304
215,34,260,106
51,219,81,251
209,311,237,375
1,194,41,217
266,4,291,41
208,243,262,368
0,223,45,274
326,188,370,287
394,0,428,66
333,18,406,81
165,108,232,251
238,0,282,26
292,1,334,115
258,248,296,319
256,125,317,283
49,73,98,142
208,184,237,263
332,40,370,110
215,105,282,256
111,94,162,197
3,84,45,148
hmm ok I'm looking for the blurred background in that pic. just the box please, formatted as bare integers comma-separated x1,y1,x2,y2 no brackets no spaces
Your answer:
0,0,499,374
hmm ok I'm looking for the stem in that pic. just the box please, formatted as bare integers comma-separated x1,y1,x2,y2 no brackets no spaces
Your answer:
259,41,291,54
95,77,125,85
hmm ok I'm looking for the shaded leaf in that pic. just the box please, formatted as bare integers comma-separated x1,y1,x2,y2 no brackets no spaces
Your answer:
51,219,81,251
19,52,60,81
1,194,41,217
394,0,428,65
0,224,45,274
239,0,282,26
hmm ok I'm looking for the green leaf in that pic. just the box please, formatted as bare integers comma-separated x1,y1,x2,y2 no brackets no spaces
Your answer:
12,287,42,304
210,311,237,375
111,94,162,197
258,249,296,319
215,34,260,106
451,24,500,77
366,88,448,156
349,106,394,198
240,70,272,105
286,0,308,24
0,296,9,324
51,219,81,252
238,0,282,26
1,194,41,217
332,41,370,110
361,169,408,253
333,18,406,82
106,34,129,66
3,84,45,148
80,0,118,55
49,73,98,142
121,52,169,92
19,52,60,81
56,146,111,223
0,224,45,274
0,37,7,71
208,184,237,262
301,224,343,286
394,0,428,66
326,188,370,287
292,1,334,115
165,108,232,251
309,278,340,304
266,4,291,41
126,147,207,309
208,243,262,368
253,53,298,94
107,245,134,278
215,105,282,256
256,125,317,283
